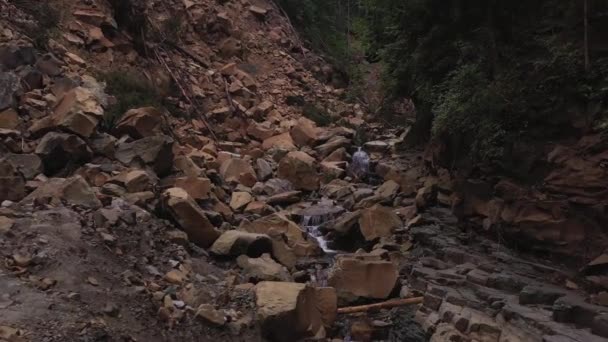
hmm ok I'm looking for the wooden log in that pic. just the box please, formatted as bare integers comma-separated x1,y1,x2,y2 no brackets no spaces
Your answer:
337,297,424,315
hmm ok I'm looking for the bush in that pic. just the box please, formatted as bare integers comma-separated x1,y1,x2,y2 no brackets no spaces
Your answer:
13,0,61,48
101,71,162,130
302,103,334,127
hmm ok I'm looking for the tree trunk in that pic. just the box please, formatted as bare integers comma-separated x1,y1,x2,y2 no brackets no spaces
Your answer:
585,0,590,72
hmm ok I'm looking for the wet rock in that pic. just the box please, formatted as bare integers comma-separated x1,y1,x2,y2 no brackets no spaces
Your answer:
22,176,101,208
328,254,398,300
237,253,292,282
114,107,165,139
255,281,325,341
519,285,567,305
162,187,220,248
52,87,103,138
359,205,402,241
278,151,319,191
0,72,20,111
115,135,174,177
315,287,338,327
0,159,25,202
195,304,226,327
210,230,273,257
219,158,257,187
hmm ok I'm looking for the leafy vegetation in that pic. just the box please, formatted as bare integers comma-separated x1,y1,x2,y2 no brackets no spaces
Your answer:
13,0,61,48
279,0,608,167
100,71,163,130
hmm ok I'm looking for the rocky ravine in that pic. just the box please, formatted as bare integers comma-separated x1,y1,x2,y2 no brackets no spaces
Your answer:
1,0,607,341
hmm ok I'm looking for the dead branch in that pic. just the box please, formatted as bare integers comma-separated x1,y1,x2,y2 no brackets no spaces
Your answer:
154,48,218,141
337,297,424,314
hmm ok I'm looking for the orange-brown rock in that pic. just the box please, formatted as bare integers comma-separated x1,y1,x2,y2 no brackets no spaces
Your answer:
278,151,319,191
290,117,319,147
114,107,165,139
358,205,402,241
219,157,257,187
328,254,398,300
262,132,296,151
162,187,220,248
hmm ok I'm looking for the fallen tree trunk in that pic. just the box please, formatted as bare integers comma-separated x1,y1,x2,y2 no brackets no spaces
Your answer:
337,297,424,314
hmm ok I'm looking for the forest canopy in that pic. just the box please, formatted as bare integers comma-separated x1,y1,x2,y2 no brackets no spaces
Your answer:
276,0,608,167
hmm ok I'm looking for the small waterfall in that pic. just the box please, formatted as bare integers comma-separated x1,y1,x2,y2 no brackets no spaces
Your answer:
302,215,337,254
349,147,370,179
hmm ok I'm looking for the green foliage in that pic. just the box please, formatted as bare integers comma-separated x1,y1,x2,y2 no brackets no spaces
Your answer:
101,71,162,130
13,0,61,48
302,103,334,127
357,0,608,165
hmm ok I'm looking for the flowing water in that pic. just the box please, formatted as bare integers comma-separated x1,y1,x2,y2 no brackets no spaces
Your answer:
301,214,338,254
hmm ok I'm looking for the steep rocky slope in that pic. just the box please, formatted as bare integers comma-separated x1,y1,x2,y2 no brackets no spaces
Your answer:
0,0,607,342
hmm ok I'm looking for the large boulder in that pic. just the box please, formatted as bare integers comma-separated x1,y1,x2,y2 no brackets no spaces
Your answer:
0,159,26,202
115,135,174,176
290,117,319,147
278,151,319,191
162,187,220,248
241,213,321,257
255,281,325,341
358,205,402,241
315,135,350,158
237,254,292,282
35,132,92,176
328,254,398,300
51,87,103,138
21,176,101,208
209,230,273,257
3,153,43,179
219,157,257,187
114,107,165,139
262,132,296,151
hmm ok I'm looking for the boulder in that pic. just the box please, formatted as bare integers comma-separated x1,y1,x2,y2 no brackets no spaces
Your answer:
210,230,273,257
315,287,338,328
255,281,325,341
35,132,92,176
322,147,346,163
315,136,350,157
256,158,273,181
0,108,20,129
247,121,275,141
114,107,165,139
242,213,320,257
237,253,292,282
262,132,296,151
173,176,212,200
162,187,220,248
278,151,319,191
22,176,101,208
0,159,26,201
115,135,174,176
195,304,226,327
219,158,257,187
3,153,43,179
328,254,398,300
51,87,103,138
376,180,400,201
230,191,253,211
111,170,152,193
290,117,318,147
358,205,402,241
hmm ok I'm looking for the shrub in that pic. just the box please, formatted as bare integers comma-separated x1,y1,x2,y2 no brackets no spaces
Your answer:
302,103,334,127
13,0,61,48
101,71,162,130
